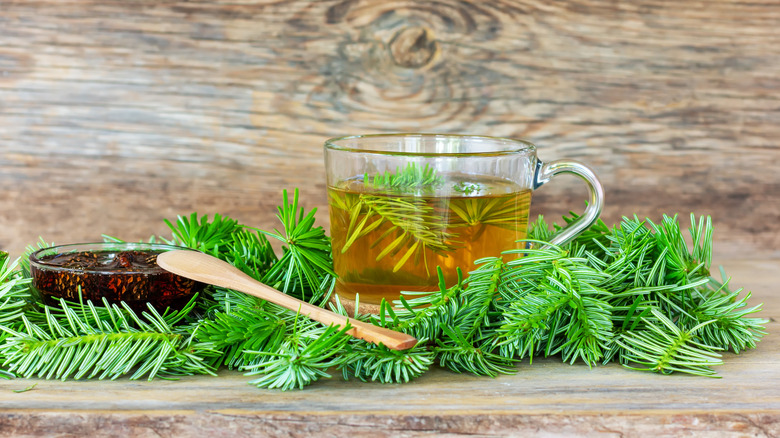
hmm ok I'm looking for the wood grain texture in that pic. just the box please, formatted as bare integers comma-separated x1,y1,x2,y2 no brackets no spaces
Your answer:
0,257,776,436
0,0,778,259
1,3,778,435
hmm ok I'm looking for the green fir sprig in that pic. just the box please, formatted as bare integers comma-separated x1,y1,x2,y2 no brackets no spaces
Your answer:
339,341,434,383
256,189,335,303
364,163,444,193
243,317,351,391
0,189,768,390
0,296,218,381
330,191,456,274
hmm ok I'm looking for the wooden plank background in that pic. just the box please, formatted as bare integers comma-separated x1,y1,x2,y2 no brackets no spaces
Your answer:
1,0,778,259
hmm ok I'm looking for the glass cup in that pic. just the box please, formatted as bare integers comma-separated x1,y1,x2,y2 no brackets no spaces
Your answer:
324,134,604,307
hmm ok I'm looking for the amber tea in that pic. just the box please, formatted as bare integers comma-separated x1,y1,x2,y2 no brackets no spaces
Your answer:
329,174,531,305
325,134,605,309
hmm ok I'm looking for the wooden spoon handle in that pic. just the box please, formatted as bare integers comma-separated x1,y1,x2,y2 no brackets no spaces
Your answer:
157,250,418,350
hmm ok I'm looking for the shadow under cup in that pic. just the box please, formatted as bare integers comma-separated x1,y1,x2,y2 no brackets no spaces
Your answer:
324,134,603,308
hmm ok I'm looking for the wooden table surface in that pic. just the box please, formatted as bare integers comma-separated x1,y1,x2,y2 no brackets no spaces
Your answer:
0,257,776,437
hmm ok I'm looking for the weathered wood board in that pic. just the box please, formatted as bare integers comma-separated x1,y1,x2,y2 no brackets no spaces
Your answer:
0,3,778,436
0,257,776,437
1,0,779,259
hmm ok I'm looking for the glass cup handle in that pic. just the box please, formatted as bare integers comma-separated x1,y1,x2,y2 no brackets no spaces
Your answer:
534,159,605,247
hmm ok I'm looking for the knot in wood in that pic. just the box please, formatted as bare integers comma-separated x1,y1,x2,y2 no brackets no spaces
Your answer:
389,27,438,69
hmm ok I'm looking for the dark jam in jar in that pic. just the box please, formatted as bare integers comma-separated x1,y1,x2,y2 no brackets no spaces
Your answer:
30,249,204,312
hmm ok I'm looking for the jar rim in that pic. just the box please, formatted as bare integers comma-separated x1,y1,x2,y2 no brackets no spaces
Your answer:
29,242,191,275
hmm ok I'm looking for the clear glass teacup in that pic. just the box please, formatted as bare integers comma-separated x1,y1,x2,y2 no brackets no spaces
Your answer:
324,134,604,306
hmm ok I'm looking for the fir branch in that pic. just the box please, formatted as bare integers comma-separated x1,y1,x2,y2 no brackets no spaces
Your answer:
0,255,33,379
494,245,577,359
596,216,658,290
258,189,335,303
193,296,287,369
648,214,712,284
375,267,463,342
451,257,505,342
559,292,613,366
448,193,531,231
165,212,242,253
0,297,218,381
364,196,455,261
528,215,554,243
333,192,456,274
435,325,516,377
497,245,613,366
682,271,767,353
340,342,434,383
365,163,444,193
0,256,32,325
616,309,723,377
218,230,277,282
243,318,351,390
331,295,435,384
19,238,55,278
498,292,570,360
3,187,768,388
164,214,276,282
564,213,612,254
529,212,611,253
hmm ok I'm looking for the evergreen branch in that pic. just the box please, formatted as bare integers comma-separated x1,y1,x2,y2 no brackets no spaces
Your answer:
0,297,217,381
258,189,335,303
165,213,242,253
435,325,516,376
335,194,457,273
243,318,351,390
528,215,554,243
682,271,767,353
331,182,458,274
218,230,277,282
340,342,434,383
559,293,613,366
648,214,712,284
164,214,276,282
497,245,613,366
375,267,463,342
0,255,33,379
597,216,658,290
452,258,505,342
1,187,767,389
19,238,55,278
563,213,612,253
0,255,32,325
448,193,531,231
616,309,723,377
193,297,287,369
529,212,611,254
365,163,444,193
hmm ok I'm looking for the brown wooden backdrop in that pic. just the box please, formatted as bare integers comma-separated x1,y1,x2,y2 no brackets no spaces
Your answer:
1,0,778,259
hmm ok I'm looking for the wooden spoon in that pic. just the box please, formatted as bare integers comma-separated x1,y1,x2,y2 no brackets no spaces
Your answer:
156,250,418,351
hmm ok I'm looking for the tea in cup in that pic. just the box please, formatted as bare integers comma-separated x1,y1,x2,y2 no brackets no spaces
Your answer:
324,134,603,306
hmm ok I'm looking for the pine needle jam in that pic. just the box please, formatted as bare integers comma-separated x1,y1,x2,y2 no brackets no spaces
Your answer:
29,243,204,312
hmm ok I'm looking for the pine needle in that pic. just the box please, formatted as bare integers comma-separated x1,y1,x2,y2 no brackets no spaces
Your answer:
0,189,767,389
